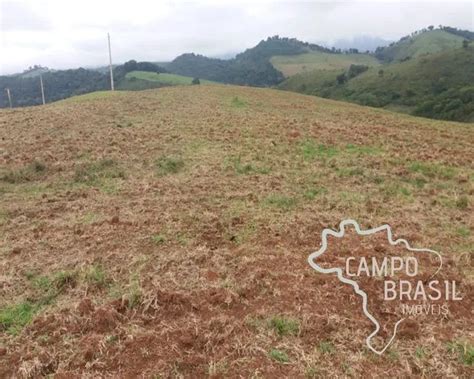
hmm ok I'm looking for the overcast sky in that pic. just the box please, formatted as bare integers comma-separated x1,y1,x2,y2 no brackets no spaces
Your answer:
0,0,473,74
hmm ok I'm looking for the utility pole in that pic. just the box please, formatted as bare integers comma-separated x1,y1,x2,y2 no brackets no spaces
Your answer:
40,74,46,105
108,33,115,91
5,88,12,108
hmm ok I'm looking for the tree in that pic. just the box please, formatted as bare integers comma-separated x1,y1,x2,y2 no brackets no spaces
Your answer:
192,77,200,85
462,40,469,49
378,69,384,78
428,25,434,31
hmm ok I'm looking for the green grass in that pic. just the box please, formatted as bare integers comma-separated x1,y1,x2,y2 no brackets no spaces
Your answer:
31,275,52,292
227,156,270,175
269,348,289,363
456,226,470,237
319,341,335,354
268,316,300,337
409,162,456,180
125,71,216,85
415,346,427,359
0,160,47,184
127,273,142,308
60,90,127,103
376,30,466,62
84,265,107,288
456,196,469,210
270,51,379,77
151,234,166,244
300,140,382,160
264,194,297,210
155,156,184,176
2,269,79,334
230,96,247,108
0,301,38,335
74,159,126,184
447,341,474,366
303,187,327,200
300,140,338,160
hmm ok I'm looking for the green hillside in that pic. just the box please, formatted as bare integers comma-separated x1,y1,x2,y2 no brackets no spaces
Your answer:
125,71,215,85
166,36,334,86
270,52,380,77
375,29,467,62
280,45,474,122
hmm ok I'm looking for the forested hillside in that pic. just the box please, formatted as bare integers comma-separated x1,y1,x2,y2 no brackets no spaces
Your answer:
0,61,166,108
166,36,333,86
280,45,474,122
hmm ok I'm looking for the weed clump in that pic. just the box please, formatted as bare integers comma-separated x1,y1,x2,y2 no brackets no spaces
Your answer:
447,341,474,365
0,301,38,335
269,348,289,363
155,156,184,176
229,156,270,175
319,341,335,354
269,316,300,337
74,159,125,184
231,96,247,108
0,160,47,183
84,265,108,288
265,194,297,210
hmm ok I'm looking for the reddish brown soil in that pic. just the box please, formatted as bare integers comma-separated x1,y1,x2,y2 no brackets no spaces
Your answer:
0,86,472,377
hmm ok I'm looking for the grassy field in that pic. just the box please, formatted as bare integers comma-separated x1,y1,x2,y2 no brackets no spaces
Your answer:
376,30,466,62
0,86,472,377
270,52,380,77
125,71,216,85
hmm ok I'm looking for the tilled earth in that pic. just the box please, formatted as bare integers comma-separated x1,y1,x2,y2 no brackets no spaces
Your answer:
0,86,473,377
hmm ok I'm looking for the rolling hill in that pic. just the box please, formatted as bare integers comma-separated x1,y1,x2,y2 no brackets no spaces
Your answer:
270,51,380,77
117,71,216,90
375,29,467,62
0,85,472,377
279,27,474,122
125,71,215,85
165,36,334,86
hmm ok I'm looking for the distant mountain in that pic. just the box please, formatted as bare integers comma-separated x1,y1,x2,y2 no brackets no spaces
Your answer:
210,52,237,60
331,36,393,52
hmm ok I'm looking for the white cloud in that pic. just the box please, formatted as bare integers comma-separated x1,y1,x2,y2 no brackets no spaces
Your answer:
0,0,472,74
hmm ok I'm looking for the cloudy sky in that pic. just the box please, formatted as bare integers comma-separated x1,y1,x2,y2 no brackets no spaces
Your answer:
0,0,473,74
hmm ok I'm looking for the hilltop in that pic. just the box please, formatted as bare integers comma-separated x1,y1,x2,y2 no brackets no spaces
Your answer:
375,28,468,62
279,27,474,122
0,85,472,377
